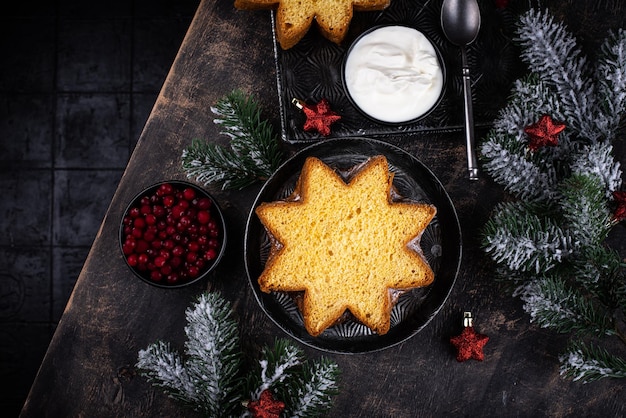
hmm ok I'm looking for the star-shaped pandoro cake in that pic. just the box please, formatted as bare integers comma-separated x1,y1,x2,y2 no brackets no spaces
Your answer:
255,155,436,336
234,0,391,49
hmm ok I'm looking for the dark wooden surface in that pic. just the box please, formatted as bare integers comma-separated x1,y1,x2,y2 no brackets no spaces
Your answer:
21,0,626,417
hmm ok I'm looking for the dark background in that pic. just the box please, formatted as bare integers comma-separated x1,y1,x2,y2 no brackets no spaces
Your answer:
2,0,625,417
0,1,200,415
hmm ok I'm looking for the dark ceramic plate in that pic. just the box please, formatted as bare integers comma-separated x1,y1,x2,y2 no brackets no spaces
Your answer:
271,0,531,143
244,138,461,353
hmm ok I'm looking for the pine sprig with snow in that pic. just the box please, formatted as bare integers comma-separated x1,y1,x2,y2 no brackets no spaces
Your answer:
136,292,340,417
281,358,340,417
480,8,626,382
514,276,615,337
246,339,341,418
137,292,243,417
516,9,597,140
181,90,284,190
482,201,574,273
559,341,626,383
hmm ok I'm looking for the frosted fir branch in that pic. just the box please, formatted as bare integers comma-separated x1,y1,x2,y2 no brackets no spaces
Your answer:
492,76,567,138
183,293,243,413
514,276,615,336
516,9,598,140
285,358,340,418
136,341,199,408
480,135,559,202
137,294,341,416
482,202,574,273
559,341,626,382
559,174,611,248
570,141,623,197
136,293,243,417
252,339,305,400
182,90,284,190
572,245,626,312
595,28,626,139
182,138,266,190
211,90,283,172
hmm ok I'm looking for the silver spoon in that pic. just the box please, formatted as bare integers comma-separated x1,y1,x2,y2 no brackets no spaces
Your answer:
441,0,481,180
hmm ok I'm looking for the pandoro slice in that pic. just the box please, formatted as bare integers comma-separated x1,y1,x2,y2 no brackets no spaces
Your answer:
234,0,391,49
255,155,436,336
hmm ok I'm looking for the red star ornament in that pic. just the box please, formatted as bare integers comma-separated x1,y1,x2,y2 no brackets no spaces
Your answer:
524,114,566,152
612,190,626,222
450,312,489,362
247,389,286,418
293,98,341,136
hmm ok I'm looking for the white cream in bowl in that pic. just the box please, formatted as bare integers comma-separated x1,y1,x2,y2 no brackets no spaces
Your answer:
344,25,444,124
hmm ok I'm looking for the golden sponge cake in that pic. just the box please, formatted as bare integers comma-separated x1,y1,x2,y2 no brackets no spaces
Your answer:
255,155,436,336
234,0,391,50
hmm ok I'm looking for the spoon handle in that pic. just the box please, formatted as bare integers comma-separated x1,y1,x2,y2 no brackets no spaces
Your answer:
461,47,479,180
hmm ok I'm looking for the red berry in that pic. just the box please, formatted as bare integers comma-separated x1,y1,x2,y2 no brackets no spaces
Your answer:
196,197,212,210
135,240,149,254
166,274,179,284
163,195,175,207
154,256,167,268
134,217,146,229
187,265,200,278
205,248,217,261
170,256,182,268
122,240,136,255
172,205,185,219
127,254,138,266
183,188,196,201
197,210,211,224
186,252,198,263
153,205,165,217
157,183,174,196
150,270,162,282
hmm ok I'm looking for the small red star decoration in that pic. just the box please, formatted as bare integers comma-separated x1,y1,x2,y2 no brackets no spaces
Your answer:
247,389,286,418
524,114,566,151
293,98,341,136
612,190,626,222
450,326,490,362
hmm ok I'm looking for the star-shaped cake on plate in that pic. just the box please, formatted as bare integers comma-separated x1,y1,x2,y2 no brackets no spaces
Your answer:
234,0,391,49
255,155,436,336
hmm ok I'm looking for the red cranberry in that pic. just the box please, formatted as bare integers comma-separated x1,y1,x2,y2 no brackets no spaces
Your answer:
183,187,196,201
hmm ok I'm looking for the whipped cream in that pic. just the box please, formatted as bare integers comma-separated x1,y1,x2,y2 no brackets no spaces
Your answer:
344,26,444,124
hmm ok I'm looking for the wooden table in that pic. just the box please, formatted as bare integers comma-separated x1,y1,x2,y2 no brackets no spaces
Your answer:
21,0,626,416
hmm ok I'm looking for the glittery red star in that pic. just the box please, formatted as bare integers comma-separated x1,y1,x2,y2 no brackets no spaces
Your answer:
450,326,489,362
524,115,566,151
247,390,286,418
295,98,341,136
612,190,626,222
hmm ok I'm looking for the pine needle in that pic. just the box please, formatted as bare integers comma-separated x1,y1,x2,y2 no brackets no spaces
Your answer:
181,90,284,190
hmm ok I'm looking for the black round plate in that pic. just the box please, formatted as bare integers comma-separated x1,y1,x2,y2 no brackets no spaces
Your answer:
244,138,461,353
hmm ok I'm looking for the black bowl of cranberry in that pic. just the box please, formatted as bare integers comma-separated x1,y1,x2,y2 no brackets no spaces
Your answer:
119,180,226,288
